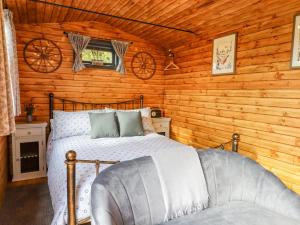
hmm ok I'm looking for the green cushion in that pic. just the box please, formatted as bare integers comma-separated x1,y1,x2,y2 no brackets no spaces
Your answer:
116,111,144,137
89,112,119,138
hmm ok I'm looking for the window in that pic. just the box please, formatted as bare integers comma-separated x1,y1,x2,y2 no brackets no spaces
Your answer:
81,39,118,70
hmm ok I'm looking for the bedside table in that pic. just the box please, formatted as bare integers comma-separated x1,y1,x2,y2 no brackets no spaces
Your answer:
10,122,47,182
152,117,171,138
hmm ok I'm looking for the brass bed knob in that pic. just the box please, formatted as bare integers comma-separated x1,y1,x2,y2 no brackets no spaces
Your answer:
65,150,77,161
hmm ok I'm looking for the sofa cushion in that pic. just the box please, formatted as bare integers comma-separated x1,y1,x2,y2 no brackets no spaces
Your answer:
160,202,300,225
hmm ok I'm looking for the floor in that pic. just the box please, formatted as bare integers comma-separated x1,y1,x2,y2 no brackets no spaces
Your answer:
0,182,53,225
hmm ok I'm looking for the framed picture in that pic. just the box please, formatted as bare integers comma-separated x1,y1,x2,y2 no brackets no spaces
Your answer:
212,33,237,75
291,14,300,69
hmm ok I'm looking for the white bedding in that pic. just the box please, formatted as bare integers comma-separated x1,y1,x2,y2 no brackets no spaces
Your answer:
47,133,191,225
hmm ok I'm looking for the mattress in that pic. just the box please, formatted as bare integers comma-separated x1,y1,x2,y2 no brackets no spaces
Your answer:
47,133,190,225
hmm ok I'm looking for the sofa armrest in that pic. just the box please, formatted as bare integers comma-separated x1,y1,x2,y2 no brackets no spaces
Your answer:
255,171,300,220
198,150,300,220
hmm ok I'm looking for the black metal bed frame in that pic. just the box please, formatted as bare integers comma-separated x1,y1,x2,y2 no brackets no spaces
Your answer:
48,92,144,120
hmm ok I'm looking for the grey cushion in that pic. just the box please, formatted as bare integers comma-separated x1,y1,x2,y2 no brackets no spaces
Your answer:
89,112,119,138
116,111,144,137
159,201,300,225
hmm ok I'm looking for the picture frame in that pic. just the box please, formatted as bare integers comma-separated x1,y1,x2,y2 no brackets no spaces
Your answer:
212,33,237,75
291,14,300,69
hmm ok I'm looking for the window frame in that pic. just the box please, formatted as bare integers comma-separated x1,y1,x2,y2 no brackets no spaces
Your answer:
81,39,118,70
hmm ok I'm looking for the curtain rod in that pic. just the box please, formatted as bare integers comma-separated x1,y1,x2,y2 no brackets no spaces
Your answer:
63,32,133,44
30,0,196,35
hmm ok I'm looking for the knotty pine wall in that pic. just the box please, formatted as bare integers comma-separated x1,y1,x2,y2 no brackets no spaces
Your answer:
0,136,7,206
13,3,300,195
15,21,165,122
164,4,300,193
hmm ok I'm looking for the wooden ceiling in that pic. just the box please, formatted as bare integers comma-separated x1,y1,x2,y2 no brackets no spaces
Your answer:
5,0,298,48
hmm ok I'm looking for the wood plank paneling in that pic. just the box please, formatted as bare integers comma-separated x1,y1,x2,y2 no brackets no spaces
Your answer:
5,0,300,48
6,0,198,48
0,136,7,206
8,0,300,196
15,21,165,122
164,2,300,194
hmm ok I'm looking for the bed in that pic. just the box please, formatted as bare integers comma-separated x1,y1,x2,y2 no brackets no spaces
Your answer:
46,93,240,225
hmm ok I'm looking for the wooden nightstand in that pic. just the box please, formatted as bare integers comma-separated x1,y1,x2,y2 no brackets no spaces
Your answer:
152,117,171,138
10,122,47,182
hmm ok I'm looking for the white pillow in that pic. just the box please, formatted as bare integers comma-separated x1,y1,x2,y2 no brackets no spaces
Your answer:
52,109,105,140
106,107,155,134
142,117,156,134
105,107,151,118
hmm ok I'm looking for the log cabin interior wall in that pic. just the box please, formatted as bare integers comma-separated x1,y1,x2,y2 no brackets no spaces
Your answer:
5,0,300,195
164,1,300,194
0,136,7,206
15,21,165,122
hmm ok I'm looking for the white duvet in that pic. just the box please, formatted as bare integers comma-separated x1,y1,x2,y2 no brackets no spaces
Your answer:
47,133,191,225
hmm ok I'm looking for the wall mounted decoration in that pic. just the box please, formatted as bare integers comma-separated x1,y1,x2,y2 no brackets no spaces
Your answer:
212,33,237,75
164,49,180,70
23,38,62,73
131,51,156,80
291,14,300,69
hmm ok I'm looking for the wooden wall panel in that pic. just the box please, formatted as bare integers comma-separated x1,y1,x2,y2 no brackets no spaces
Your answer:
164,3,300,194
0,136,7,206
15,21,165,122
6,0,300,48
11,0,300,196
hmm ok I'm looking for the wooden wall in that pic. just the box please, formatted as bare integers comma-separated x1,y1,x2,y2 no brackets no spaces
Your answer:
164,2,300,194
0,136,7,206
13,1,300,195
15,21,165,122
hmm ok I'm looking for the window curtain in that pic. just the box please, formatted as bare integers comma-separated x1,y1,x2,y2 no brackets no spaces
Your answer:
0,6,18,135
111,40,130,74
67,32,91,72
4,9,21,116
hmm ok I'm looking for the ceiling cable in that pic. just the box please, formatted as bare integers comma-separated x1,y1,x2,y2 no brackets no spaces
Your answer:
30,0,196,35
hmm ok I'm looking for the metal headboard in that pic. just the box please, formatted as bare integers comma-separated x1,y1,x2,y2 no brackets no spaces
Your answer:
49,92,144,119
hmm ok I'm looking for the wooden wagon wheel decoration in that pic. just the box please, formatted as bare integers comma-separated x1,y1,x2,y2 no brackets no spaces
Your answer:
131,51,156,80
23,38,62,73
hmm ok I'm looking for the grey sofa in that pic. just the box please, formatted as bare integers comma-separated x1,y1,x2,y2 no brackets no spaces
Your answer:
91,150,300,225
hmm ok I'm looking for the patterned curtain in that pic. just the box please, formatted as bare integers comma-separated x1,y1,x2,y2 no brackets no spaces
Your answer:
3,9,21,116
111,40,130,74
0,4,16,135
67,32,90,72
